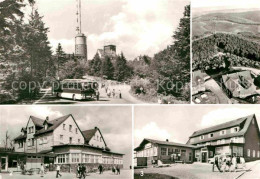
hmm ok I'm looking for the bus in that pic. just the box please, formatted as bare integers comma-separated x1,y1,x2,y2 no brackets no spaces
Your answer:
53,79,99,100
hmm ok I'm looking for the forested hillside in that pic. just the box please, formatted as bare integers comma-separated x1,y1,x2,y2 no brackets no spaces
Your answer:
192,33,260,71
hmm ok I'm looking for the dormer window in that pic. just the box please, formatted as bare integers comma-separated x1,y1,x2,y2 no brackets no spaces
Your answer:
232,127,239,133
220,130,226,135
200,135,204,140
208,133,214,138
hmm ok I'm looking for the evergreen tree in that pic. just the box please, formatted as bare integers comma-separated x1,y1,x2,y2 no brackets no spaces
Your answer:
55,43,66,77
114,52,132,81
88,53,102,76
25,8,52,80
101,56,114,79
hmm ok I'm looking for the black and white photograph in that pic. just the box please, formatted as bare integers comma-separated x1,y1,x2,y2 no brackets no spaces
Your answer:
0,106,132,178
0,0,190,104
192,0,260,104
134,105,260,179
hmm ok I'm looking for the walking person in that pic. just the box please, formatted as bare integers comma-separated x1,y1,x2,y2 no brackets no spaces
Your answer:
212,155,221,172
40,163,44,177
56,164,62,178
116,165,120,175
112,89,115,98
107,89,111,98
77,164,81,178
98,164,103,174
230,154,237,172
119,90,122,99
112,166,116,174
96,90,100,101
81,164,86,179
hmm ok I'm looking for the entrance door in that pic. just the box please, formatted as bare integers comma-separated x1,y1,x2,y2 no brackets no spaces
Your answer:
201,152,207,163
1,157,8,171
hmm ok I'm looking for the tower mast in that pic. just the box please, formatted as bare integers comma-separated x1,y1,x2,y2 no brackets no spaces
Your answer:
76,0,82,34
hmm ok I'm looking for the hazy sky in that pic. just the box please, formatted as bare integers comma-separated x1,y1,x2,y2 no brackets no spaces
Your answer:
0,106,132,169
192,0,260,9
134,105,260,147
22,0,189,60
192,0,260,15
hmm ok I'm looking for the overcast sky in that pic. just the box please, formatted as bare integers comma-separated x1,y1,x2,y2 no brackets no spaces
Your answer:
134,105,260,147
22,0,189,60
0,106,132,169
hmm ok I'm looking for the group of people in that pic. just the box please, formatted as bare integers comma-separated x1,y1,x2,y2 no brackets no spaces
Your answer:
112,165,121,175
105,88,122,99
212,154,246,172
77,164,87,178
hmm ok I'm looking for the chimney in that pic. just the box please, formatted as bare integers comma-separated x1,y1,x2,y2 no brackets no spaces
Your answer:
166,139,169,142
46,116,49,121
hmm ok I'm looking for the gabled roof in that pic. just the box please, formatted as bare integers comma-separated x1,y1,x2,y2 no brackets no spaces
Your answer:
30,116,45,127
188,114,256,144
13,134,27,141
82,129,96,142
35,114,71,136
222,71,256,98
135,138,195,151
82,127,107,147
190,114,254,138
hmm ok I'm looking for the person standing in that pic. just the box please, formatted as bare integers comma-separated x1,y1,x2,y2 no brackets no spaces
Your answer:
40,163,44,177
56,164,62,178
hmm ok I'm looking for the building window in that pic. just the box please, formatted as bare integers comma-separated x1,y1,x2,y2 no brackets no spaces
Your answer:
75,128,78,134
257,151,260,158
39,138,43,145
69,125,72,132
60,135,63,141
57,154,66,163
28,139,31,146
208,133,214,138
71,153,80,163
31,138,34,146
253,150,255,157
44,124,48,130
100,137,102,142
200,135,204,140
63,124,66,130
78,139,80,143
43,137,47,144
220,130,226,135
189,153,192,161
247,149,250,157
221,139,225,144
161,148,167,155
69,137,72,144
232,127,239,133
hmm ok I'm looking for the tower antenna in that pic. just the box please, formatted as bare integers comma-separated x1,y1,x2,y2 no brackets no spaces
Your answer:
76,0,82,34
